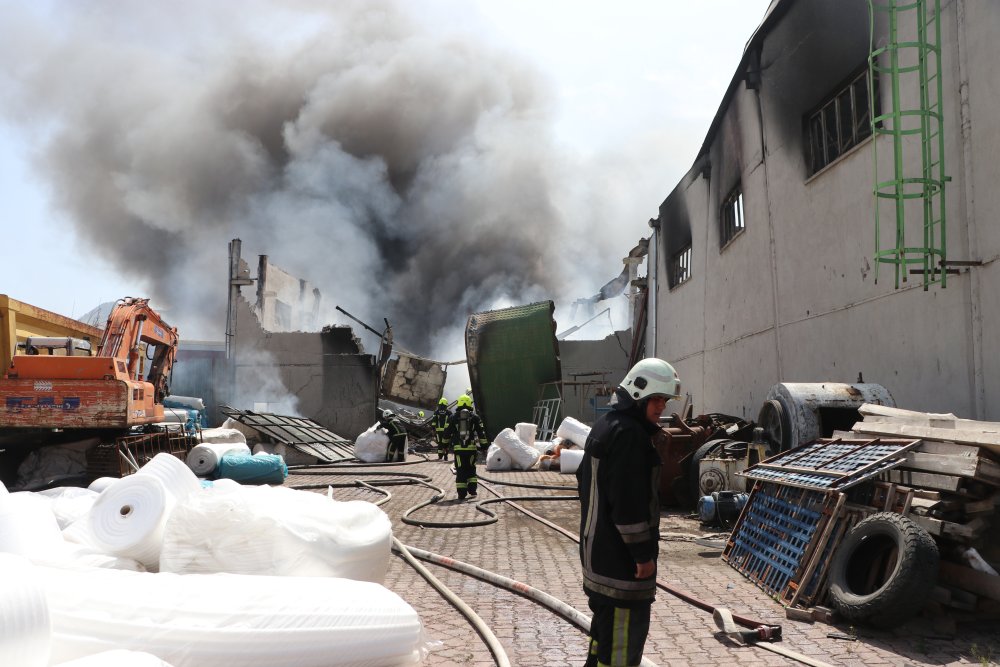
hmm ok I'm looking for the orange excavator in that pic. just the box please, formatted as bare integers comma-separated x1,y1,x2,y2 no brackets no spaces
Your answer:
0,297,179,430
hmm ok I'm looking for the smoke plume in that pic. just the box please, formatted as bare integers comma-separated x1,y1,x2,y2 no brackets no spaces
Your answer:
0,0,647,357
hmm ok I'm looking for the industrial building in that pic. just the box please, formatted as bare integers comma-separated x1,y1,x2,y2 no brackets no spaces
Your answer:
642,0,998,420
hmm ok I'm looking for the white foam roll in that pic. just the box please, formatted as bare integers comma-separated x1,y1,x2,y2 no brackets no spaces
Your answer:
197,428,246,445
0,553,51,667
42,566,424,667
485,444,511,471
136,453,201,500
87,477,118,493
53,649,174,666
185,442,251,476
556,416,592,448
514,422,537,447
0,492,70,559
493,428,540,470
559,448,585,474
87,475,172,569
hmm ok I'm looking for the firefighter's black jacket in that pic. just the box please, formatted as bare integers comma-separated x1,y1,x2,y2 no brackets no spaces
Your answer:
576,389,662,605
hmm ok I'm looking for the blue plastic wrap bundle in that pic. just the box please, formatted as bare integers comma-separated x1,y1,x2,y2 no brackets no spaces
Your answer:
217,453,288,484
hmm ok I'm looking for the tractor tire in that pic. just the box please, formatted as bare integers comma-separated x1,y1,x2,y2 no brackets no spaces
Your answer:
827,512,939,628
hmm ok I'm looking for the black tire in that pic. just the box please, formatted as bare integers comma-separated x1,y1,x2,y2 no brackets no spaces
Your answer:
827,512,939,628
757,399,791,453
688,438,730,502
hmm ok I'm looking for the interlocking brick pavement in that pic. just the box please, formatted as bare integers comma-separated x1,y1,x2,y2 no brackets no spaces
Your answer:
288,459,998,667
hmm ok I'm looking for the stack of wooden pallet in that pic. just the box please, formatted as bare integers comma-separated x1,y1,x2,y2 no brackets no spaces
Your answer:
853,405,1000,614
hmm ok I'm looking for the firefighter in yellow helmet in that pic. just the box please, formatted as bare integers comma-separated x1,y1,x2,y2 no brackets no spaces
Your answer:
444,394,488,499
432,397,452,461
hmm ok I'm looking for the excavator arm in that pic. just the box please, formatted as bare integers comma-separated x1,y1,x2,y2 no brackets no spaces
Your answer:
98,297,179,404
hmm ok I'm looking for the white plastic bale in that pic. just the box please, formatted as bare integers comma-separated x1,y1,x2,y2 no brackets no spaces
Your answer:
514,422,537,447
485,444,511,471
41,566,425,667
159,484,392,583
185,442,252,477
555,416,592,448
355,424,391,463
0,553,51,667
492,428,540,470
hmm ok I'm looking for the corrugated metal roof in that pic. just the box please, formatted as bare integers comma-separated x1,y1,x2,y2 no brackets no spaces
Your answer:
219,406,355,463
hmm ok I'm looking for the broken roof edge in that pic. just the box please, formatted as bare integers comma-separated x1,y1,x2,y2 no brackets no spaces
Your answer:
694,0,791,162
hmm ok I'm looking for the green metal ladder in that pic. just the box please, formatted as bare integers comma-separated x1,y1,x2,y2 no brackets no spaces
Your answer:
868,0,948,288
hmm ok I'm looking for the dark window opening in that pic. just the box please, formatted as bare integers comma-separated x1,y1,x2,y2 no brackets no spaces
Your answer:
720,186,745,248
806,68,877,175
669,245,692,288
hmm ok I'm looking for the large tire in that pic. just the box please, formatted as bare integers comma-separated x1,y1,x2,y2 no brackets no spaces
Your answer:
827,512,939,628
688,439,730,502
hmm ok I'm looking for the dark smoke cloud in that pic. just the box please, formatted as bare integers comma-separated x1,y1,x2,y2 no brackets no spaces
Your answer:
0,0,636,356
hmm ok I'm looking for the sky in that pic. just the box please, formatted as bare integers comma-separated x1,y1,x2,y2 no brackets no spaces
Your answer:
0,0,773,360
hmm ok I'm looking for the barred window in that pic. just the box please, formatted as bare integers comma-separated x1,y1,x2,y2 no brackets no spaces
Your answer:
806,68,876,175
720,186,745,248
669,245,692,288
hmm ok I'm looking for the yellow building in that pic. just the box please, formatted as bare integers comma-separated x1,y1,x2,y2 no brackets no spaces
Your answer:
0,294,102,373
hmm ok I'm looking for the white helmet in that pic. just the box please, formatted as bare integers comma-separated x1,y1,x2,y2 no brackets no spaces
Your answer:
620,358,681,401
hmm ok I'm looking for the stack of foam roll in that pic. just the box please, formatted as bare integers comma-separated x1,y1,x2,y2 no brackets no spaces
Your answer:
185,439,251,478
0,553,51,667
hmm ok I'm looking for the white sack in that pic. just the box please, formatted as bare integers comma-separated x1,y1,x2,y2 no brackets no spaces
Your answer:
54,649,175,666
559,449,585,475
493,428,540,470
159,484,392,583
42,566,425,667
185,442,251,477
556,416,592,448
514,422,537,447
0,553,51,667
354,424,390,463
485,444,511,471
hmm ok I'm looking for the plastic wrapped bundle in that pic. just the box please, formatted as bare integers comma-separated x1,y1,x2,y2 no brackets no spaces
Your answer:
42,566,425,667
514,422,537,447
485,444,511,471
355,424,390,463
556,416,592,448
185,442,251,477
0,553,51,667
216,453,287,485
160,484,392,583
493,428,540,470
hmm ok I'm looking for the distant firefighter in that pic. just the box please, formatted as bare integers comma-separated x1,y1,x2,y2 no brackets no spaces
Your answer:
378,409,408,463
432,397,452,461
444,394,487,499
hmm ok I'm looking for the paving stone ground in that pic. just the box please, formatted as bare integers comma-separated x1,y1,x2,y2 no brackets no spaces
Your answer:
287,458,998,667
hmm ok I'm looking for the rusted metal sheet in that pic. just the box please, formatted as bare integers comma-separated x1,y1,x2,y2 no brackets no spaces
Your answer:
0,378,134,428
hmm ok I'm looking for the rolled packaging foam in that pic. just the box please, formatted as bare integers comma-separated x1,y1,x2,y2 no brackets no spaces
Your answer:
159,484,392,582
514,422,537,447
559,448,585,474
0,553,51,667
87,477,118,493
485,444,511,471
556,416,592,448
42,566,425,667
493,428,540,470
54,649,175,666
88,475,173,569
185,442,251,477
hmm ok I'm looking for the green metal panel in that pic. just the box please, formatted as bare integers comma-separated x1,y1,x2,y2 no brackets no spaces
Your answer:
465,301,562,440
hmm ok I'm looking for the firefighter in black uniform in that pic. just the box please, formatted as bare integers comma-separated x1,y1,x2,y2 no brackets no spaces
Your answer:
378,409,408,463
577,358,681,667
444,394,488,499
432,397,452,461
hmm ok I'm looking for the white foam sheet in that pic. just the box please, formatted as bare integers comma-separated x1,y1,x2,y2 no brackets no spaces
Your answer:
54,649,176,666
555,416,592,448
0,553,51,667
493,428,539,470
485,444,511,471
159,484,392,583
42,566,425,667
137,453,202,500
185,442,251,477
0,492,71,560
37,487,99,529
87,477,118,493
514,422,537,447
559,449,585,474
355,424,390,463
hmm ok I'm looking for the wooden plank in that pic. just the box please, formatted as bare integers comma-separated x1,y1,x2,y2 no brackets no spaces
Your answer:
939,561,1000,602
964,496,997,515
912,516,988,542
903,451,1000,485
885,469,962,492
916,441,984,457
852,421,1000,455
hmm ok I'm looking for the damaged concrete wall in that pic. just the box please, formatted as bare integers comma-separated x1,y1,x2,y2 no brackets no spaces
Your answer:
558,330,632,425
650,0,1000,421
255,256,321,332
234,294,376,438
382,353,447,410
